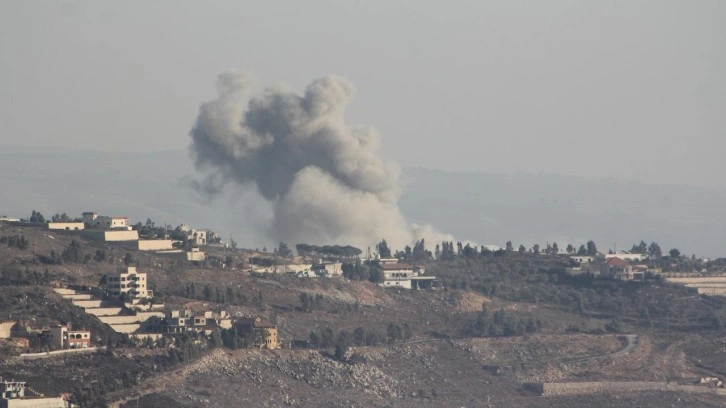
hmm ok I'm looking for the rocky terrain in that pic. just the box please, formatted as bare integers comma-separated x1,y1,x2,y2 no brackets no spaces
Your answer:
2,223,726,407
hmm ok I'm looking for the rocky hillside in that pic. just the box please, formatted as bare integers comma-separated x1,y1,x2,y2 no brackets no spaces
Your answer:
1,223,726,407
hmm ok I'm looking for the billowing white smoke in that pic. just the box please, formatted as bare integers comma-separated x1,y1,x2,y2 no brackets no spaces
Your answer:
189,71,452,250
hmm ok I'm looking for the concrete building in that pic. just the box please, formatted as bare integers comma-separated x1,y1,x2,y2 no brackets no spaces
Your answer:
379,262,436,289
601,257,633,280
46,222,84,231
189,230,207,245
186,248,206,261
0,321,15,339
82,212,130,230
82,230,139,242
136,240,174,251
605,251,647,262
571,256,594,264
47,326,91,350
176,224,210,246
105,267,152,299
153,309,231,335
311,262,342,277
1,377,73,408
235,317,279,349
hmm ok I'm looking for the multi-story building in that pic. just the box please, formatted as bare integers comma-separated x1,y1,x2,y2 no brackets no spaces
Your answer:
48,325,91,349
152,309,231,335
235,317,279,349
176,224,209,246
105,267,152,299
379,261,436,289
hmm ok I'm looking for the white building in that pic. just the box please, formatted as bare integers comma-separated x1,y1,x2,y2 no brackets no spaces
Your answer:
47,222,84,231
176,224,209,245
83,212,131,229
379,262,435,289
137,240,174,251
571,255,594,264
105,267,152,299
605,251,647,262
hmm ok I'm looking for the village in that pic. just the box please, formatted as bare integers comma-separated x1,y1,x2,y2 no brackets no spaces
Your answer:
1,210,726,407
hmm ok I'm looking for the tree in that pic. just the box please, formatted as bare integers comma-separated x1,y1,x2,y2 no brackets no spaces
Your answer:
29,210,45,223
368,267,384,283
93,249,108,262
334,343,349,361
275,242,293,257
299,292,313,312
586,240,597,256
631,240,648,254
376,239,391,258
353,327,366,346
123,253,136,266
411,239,430,261
648,242,662,259
62,240,83,263
566,244,574,254
51,213,72,222
387,323,402,344
518,244,526,254
669,248,681,258
577,244,587,255
309,331,320,348
462,243,477,257
505,241,514,252
320,327,335,348
532,244,540,255
440,241,456,260
552,242,559,254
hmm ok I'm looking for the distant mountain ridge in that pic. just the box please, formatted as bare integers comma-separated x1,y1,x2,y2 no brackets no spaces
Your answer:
1,147,725,257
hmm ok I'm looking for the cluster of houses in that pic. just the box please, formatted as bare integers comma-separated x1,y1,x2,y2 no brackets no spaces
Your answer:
254,262,345,277
254,257,439,290
140,310,279,349
566,251,660,281
0,318,92,353
96,266,279,348
38,211,211,262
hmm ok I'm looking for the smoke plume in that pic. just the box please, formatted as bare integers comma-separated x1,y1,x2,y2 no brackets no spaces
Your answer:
189,71,451,249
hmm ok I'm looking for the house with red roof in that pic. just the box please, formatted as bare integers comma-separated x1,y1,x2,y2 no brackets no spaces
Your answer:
601,257,634,280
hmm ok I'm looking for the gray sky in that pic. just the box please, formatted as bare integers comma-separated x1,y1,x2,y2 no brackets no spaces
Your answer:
1,1,724,186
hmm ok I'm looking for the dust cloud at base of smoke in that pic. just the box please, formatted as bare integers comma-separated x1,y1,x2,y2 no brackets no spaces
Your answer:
189,71,453,250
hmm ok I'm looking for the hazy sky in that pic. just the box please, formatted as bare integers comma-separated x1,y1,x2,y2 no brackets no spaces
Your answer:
1,1,724,186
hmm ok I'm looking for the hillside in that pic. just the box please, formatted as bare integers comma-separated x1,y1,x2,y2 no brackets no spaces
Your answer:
1,223,726,407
